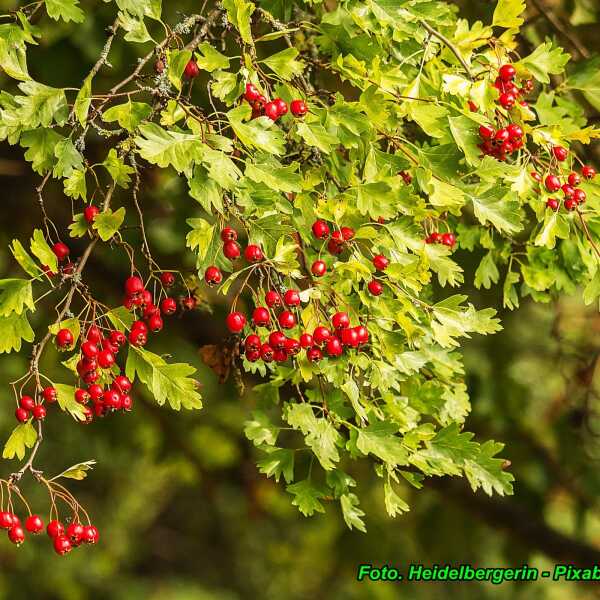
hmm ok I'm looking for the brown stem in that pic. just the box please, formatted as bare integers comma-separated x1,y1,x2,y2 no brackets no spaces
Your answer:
420,20,473,80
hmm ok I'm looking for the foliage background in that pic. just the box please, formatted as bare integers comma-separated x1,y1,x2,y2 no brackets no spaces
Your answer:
0,0,599,598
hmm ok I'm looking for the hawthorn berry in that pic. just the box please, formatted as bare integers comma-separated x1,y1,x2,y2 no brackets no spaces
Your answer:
561,184,574,198
53,535,72,555
341,226,355,241
355,325,369,345
56,328,74,349
252,307,271,327
313,326,331,345
327,238,344,255
299,333,313,348
32,405,46,420
284,289,301,307
278,311,296,330
128,329,147,347
565,198,578,211
546,198,559,211
246,349,260,362
312,220,330,240
244,244,263,263
273,348,288,362
545,175,561,192
66,522,85,546
531,171,542,182
87,325,102,343
42,386,57,403
47,520,64,539
244,83,261,102
498,92,516,109
507,124,523,139
52,242,70,261
290,99,308,117
223,240,241,260
25,515,44,534
245,334,261,353
264,101,280,121
81,341,98,359
84,205,99,224
0,512,13,530
332,312,350,330
15,408,29,423
204,266,222,286
368,280,383,296
98,349,115,369
268,331,287,350
260,344,274,362
121,395,133,411
442,232,457,247
273,98,288,116
160,297,177,316
583,165,596,179
573,188,586,203
148,314,163,333
124,276,144,297
479,125,494,139
552,146,568,161
372,254,389,271
307,347,322,362
183,59,200,79
160,272,175,287
311,260,327,277
88,384,103,401
284,337,301,356
103,389,120,409
568,172,581,186
19,395,35,411
494,129,510,143
499,64,516,81
226,311,246,334
75,388,90,404
182,296,197,311
341,327,359,348
325,336,343,357
8,525,25,546
265,290,282,308
221,227,238,242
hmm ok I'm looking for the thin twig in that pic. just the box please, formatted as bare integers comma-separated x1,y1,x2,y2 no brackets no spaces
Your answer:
420,20,473,80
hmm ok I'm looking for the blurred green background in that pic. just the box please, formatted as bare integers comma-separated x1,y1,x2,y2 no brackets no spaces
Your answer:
1,0,600,598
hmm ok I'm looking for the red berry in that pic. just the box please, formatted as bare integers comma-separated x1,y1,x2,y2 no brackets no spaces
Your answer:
113,375,131,393
507,124,523,140
246,348,260,362
53,534,72,555
8,525,25,546
244,83,261,102
204,266,222,286
75,388,90,404
545,175,561,192
273,98,288,116
341,327,359,348
124,276,144,297
494,128,510,143
582,165,596,179
160,272,175,287
273,348,288,362
327,239,344,255
81,341,98,359
284,337,301,356
284,289,301,307
368,280,383,296
442,232,457,247
498,92,516,109
311,260,327,277
290,99,308,117
245,334,261,352
221,227,238,242
278,311,296,330
467,100,478,112
244,244,263,263
332,312,350,330
312,220,330,240
573,188,586,203
0,512,13,530
88,384,103,401
260,344,274,362
56,328,74,349
160,297,177,316
103,389,120,409
340,226,355,241
499,64,516,81
265,290,282,308
252,306,270,327
19,395,35,411
531,171,542,182
546,198,559,211
42,386,57,403
52,242,70,262
15,407,29,423
268,331,287,350
568,172,580,186
84,205,99,224
264,101,280,121
313,326,331,345
148,314,163,333
47,520,64,539
109,330,126,347
372,254,389,271
355,325,369,345
87,325,102,343
128,329,147,347
307,347,322,362
121,395,133,411
66,522,84,546
561,184,574,198
223,240,241,260
226,311,246,334
25,514,43,534
325,336,343,357
552,145,568,161
182,296,196,311
98,349,115,369
183,59,200,79
32,404,46,420
300,333,313,348
564,198,578,211
478,125,494,139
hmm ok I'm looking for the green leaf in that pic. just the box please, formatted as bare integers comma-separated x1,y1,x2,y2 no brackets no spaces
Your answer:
102,100,152,131
118,11,152,44
227,104,285,155
0,23,31,81
9,240,39,277
534,211,570,249
222,0,255,45
296,120,337,154
340,493,366,532
54,383,88,421
356,422,408,467
44,0,84,22
245,159,302,193
517,41,570,84
53,137,83,178
6,81,68,128
449,115,482,165
30,228,57,272
261,47,305,80
2,422,37,460
0,279,34,317
287,480,326,516
64,168,87,200
135,123,204,173
195,42,230,72
50,460,96,481
188,167,223,213
407,102,448,138
566,56,600,112
211,70,241,105
258,448,295,483
69,213,88,238
125,346,203,410
384,482,410,517
167,49,192,90
106,305,136,331
102,149,134,188
21,129,62,174
92,207,126,241
201,148,241,190
466,186,522,234
0,312,34,353
474,252,500,290
244,410,279,445
186,217,230,273
583,270,600,307
492,0,525,29
74,75,92,126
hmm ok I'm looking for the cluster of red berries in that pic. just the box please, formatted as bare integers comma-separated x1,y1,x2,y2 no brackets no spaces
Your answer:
311,219,355,257
478,123,524,161
243,83,308,121
0,510,98,554
42,241,75,278
219,226,264,265
425,231,457,247
226,300,370,364
532,157,596,212
493,63,534,110
14,391,52,423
